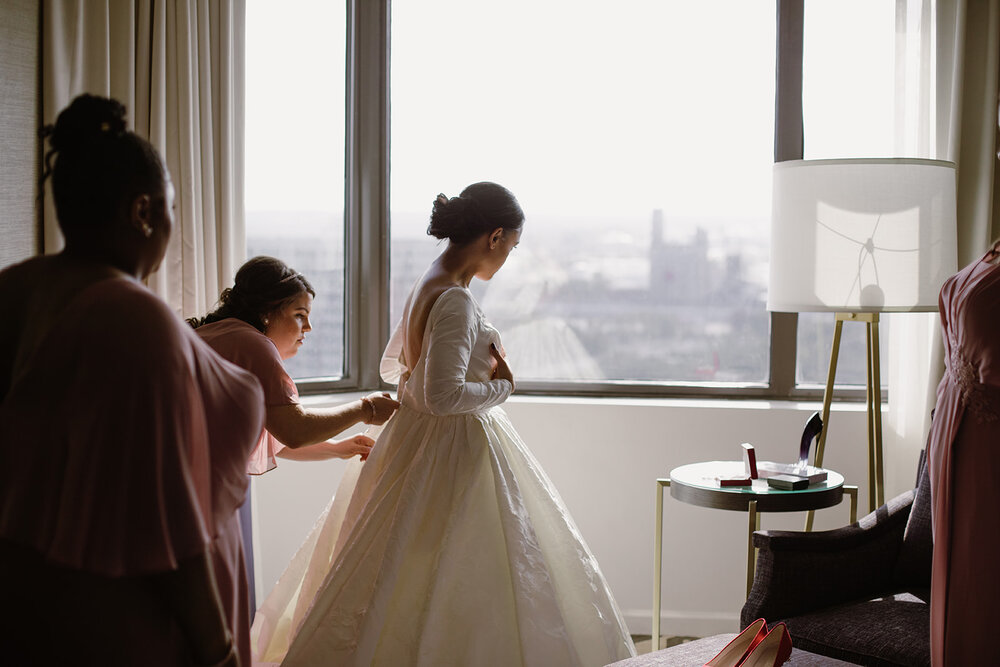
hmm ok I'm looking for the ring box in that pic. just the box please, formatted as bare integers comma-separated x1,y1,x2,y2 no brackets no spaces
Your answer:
742,442,758,479
717,475,753,487
766,474,809,490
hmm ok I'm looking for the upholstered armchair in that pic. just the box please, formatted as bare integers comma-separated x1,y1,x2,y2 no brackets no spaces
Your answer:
741,454,931,666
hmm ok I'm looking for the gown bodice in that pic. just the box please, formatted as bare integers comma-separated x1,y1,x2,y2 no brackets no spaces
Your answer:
381,286,512,416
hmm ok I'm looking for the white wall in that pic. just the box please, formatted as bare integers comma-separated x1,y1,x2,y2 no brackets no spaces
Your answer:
253,395,918,639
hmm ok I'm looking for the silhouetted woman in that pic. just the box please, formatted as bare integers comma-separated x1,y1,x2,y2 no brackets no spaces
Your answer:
0,94,262,666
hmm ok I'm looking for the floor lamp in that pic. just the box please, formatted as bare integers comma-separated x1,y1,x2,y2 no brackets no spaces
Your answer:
768,158,957,525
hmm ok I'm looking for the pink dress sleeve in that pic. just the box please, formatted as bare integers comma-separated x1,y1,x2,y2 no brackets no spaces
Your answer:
0,280,264,576
244,337,299,474
196,320,299,474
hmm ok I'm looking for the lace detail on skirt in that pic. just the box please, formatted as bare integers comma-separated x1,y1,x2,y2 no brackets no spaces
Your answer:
949,347,1000,423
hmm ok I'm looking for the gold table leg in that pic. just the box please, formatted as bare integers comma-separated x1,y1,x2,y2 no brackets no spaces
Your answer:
657,476,854,644
652,480,668,651
746,499,760,597
844,485,858,523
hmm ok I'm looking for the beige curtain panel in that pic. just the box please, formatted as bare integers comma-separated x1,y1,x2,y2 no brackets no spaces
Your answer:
941,0,1000,263
884,0,1000,498
42,0,246,317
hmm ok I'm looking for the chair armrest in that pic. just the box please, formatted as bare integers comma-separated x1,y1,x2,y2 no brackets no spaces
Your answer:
741,488,915,627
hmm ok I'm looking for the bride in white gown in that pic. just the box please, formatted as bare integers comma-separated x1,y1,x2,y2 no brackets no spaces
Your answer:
251,182,635,666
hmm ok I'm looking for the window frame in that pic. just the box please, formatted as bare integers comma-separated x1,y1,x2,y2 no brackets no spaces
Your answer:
294,0,865,402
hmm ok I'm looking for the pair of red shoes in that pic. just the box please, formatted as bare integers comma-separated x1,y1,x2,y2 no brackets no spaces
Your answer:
703,618,792,667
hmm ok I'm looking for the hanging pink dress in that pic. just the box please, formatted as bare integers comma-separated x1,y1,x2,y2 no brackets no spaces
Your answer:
0,274,265,666
928,251,1000,666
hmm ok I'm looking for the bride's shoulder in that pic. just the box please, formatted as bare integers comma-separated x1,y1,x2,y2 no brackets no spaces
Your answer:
402,283,473,338
435,284,473,304
429,285,478,317
410,281,472,315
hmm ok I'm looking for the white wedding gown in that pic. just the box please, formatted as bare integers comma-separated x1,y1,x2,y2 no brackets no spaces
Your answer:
251,287,635,666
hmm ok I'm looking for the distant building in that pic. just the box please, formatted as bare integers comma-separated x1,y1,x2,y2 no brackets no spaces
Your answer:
247,210,345,380
649,208,713,304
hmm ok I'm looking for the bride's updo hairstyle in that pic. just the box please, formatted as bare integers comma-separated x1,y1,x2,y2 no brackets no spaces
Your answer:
427,181,524,245
40,94,166,244
188,255,315,333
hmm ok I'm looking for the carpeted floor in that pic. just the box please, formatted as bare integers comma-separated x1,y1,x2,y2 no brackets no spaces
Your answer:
630,634,700,655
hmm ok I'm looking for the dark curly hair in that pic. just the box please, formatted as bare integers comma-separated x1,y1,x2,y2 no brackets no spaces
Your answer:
426,181,524,245
188,256,316,332
40,94,166,244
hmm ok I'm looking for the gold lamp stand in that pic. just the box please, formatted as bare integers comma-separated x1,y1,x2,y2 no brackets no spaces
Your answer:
805,312,884,531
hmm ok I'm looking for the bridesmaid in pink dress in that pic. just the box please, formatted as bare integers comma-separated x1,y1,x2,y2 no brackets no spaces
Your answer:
928,241,1000,665
190,256,399,475
189,256,399,618
0,95,264,666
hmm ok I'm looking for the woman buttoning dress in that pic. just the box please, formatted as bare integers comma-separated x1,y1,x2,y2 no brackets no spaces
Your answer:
189,256,399,617
928,239,1000,665
260,181,635,666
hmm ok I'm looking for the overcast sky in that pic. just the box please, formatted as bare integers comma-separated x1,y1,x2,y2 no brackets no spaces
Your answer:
245,1,895,238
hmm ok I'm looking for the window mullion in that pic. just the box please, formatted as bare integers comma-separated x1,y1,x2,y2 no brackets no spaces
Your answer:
771,0,805,397
346,0,391,390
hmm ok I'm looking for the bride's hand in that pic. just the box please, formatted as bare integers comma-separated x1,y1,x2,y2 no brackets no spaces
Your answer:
489,343,515,390
489,341,507,376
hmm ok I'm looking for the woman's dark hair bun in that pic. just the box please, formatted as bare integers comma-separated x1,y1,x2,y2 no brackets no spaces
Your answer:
427,194,479,242
41,94,128,155
426,182,524,245
40,93,165,244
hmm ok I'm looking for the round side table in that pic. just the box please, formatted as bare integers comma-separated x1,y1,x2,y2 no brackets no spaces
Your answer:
651,460,858,649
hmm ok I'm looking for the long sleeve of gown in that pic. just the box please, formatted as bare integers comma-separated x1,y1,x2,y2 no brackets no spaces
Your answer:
423,289,512,415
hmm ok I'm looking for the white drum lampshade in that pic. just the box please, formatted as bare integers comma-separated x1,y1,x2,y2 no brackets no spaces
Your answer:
768,158,958,314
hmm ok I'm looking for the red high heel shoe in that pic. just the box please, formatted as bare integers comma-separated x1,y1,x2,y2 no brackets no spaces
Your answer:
703,618,768,667
740,622,792,667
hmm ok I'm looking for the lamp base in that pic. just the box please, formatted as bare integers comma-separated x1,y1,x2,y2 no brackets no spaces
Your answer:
805,312,884,530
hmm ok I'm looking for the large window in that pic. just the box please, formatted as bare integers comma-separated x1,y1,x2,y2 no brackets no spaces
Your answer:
245,0,347,381
244,0,920,398
390,1,776,386
797,0,896,387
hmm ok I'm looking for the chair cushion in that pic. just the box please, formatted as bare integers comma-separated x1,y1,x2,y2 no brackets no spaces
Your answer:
893,454,932,588
784,591,929,667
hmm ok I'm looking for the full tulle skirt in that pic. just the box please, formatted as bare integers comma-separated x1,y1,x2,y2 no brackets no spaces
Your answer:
253,405,634,667
250,452,366,665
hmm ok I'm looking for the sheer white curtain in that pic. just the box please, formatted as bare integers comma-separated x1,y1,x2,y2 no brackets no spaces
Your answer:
884,0,1000,497
42,0,246,317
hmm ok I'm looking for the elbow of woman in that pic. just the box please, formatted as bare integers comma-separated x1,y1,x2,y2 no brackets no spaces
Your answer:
263,427,310,449
264,424,313,450
424,390,462,416
276,434,311,450
265,404,317,450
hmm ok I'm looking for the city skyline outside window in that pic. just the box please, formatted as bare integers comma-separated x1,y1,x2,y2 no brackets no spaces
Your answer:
243,0,903,390
391,0,775,384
